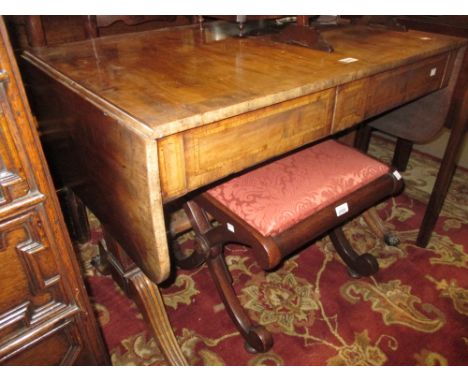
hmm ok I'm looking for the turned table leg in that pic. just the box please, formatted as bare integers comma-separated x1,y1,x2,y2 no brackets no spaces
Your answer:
102,228,188,365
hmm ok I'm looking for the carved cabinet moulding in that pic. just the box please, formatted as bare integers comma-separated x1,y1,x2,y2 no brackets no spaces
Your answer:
0,309,81,364
0,85,32,205
2,208,61,278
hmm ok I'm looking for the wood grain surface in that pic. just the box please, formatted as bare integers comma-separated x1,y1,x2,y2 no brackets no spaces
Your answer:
23,23,465,139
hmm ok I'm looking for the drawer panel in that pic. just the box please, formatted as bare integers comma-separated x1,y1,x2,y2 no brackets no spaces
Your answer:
365,53,449,118
0,80,32,208
159,89,334,201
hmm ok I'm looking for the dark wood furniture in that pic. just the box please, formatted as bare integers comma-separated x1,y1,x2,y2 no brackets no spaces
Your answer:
356,16,468,247
179,139,403,352
83,16,192,39
397,16,468,130
208,16,334,51
0,17,108,365
20,22,466,364
4,16,194,51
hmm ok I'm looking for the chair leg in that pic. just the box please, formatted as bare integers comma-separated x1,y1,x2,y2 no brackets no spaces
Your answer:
416,86,468,247
354,123,373,152
207,245,273,353
329,226,379,278
362,208,400,246
392,138,413,172
61,188,91,244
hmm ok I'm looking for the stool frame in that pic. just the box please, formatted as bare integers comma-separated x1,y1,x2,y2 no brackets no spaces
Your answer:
175,166,403,353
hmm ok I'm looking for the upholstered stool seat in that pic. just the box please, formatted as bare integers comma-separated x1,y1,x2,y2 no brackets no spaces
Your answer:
176,139,403,353
207,140,391,237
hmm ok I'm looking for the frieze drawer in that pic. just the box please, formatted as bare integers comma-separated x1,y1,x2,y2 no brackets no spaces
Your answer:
365,52,449,118
159,88,335,201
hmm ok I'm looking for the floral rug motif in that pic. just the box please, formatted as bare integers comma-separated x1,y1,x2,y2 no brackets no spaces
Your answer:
81,135,468,365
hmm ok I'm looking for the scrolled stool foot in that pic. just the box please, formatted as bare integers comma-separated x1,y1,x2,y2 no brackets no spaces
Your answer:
243,325,273,354
348,253,379,278
347,267,362,279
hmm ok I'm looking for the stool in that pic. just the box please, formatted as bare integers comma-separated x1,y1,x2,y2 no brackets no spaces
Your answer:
176,139,404,353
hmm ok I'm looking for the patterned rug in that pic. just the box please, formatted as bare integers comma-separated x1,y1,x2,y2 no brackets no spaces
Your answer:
78,135,468,366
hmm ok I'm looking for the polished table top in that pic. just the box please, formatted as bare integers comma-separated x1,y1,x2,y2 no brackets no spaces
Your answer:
24,22,465,139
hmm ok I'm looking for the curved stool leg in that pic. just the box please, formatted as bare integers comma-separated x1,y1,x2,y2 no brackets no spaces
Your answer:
173,200,213,270
172,238,208,270
178,200,273,353
330,227,379,278
207,246,273,353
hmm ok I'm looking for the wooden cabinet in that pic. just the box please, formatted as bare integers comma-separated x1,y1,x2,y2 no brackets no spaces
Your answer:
0,18,108,365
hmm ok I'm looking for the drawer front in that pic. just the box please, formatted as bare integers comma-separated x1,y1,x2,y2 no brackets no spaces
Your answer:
0,80,32,207
159,89,334,201
366,53,449,118
0,205,77,349
332,78,369,133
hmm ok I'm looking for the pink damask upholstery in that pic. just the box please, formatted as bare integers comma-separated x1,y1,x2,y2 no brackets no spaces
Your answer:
207,140,390,237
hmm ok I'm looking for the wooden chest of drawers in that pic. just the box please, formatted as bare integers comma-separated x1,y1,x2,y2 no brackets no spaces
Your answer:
0,18,108,365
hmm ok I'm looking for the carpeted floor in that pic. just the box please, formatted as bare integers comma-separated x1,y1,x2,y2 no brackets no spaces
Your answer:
78,135,468,365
